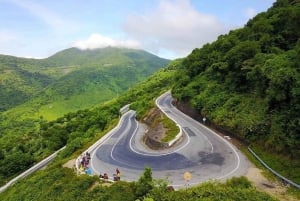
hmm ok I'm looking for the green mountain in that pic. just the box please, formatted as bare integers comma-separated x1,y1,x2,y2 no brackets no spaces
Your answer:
0,47,169,184
0,55,53,112
0,0,298,200
0,47,169,120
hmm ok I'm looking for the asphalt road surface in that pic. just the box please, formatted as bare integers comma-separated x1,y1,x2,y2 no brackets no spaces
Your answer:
90,91,249,187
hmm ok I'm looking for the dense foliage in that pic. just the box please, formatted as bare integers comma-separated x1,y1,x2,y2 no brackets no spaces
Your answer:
0,0,298,199
0,166,276,201
0,66,175,186
0,59,278,200
0,47,169,185
172,0,300,182
0,55,53,112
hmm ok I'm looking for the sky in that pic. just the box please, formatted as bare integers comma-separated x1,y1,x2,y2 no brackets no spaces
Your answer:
0,0,276,59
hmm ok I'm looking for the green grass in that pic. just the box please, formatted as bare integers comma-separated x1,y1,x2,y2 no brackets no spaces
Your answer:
161,114,180,142
287,187,300,200
243,145,300,199
239,146,278,182
251,146,300,185
36,88,115,121
0,61,280,200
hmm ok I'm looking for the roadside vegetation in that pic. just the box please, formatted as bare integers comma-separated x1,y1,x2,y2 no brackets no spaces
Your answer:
0,165,277,201
0,48,169,185
0,66,175,186
0,47,169,121
0,0,299,199
161,114,180,143
172,0,300,184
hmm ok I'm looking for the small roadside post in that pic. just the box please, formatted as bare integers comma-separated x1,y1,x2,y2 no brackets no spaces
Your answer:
184,171,192,190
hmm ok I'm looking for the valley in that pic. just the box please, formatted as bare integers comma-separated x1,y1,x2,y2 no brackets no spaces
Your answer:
0,0,299,200
0,47,169,185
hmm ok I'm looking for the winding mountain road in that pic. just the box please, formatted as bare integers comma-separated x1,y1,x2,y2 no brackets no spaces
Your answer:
89,91,249,187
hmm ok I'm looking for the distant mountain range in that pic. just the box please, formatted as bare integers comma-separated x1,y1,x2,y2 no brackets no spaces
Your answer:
0,47,169,120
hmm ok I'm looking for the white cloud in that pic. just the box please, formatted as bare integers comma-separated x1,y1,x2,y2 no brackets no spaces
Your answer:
123,0,229,58
245,7,257,19
72,33,141,50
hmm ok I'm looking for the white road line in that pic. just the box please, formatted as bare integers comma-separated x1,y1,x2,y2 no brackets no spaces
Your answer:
90,91,242,187
90,111,132,176
168,96,241,179
128,92,192,156
160,91,213,153
110,114,133,163
129,118,191,156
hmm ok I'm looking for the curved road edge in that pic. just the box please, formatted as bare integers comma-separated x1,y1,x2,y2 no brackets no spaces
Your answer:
75,111,134,179
80,91,249,186
164,92,242,183
156,91,246,186
155,91,183,147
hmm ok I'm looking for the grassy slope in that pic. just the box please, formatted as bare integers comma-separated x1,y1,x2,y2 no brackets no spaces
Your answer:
0,55,53,112
0,47,169,184
0,0,297,199
0,47,169,121
0,65,276,201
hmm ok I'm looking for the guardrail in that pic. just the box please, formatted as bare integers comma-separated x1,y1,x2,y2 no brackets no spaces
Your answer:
155,91,183,147
120,104,130,114
248,146,300,189
0,146,66,193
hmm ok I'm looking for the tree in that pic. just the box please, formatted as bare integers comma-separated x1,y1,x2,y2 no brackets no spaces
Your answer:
135,167,154,199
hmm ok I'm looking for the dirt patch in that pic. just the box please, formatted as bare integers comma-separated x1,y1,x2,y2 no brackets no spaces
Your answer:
88,181,100,191
63,159,76,169
100,182,112,187
142,107,167,149
87,181,112,190
246,166,298,201
143,107,166,141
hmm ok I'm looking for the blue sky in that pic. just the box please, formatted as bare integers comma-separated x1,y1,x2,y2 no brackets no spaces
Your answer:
0,0,275,59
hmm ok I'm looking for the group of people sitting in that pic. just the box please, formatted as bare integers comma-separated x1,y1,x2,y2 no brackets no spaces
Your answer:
78,152,91,174
78,152,121,181
99,168,121,181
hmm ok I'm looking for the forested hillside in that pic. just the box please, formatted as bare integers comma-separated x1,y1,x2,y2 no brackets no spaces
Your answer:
0,0,298,199
0,47,169,184
172,0,300,182
0,47,169,118
0,64,276,201
0,55,53,112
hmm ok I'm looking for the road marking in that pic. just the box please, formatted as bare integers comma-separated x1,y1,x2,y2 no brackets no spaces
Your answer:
183,127,196,137
90,111,133,176
110,114,133,162
89,91,242,187
159,92,214,153
167,94,241,180
129,118,190,156
128,92,192,156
